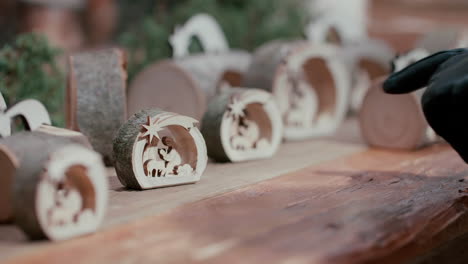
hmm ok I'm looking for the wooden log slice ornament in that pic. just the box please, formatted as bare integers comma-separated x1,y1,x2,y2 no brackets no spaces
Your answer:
0,92,51,137
201,88,283,162
0,132,107,240
67,48,127,166
242,40,350,140
113,109,207,190
359,77,438,150
342,39,394,111
127,51,251,120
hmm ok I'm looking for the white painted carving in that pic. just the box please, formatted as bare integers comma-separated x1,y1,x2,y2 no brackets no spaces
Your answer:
131,112,207,189
37,145,108,240
0,92,51,137
170,13,229,58
220,89,283,162
273,44,350,140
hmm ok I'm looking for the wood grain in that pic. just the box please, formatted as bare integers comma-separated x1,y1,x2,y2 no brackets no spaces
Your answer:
2,142,468,264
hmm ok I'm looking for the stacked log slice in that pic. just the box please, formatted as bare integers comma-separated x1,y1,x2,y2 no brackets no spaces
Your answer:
36,125,93,149
0,132,107,240
243,40,350,140
127,51,251,120
113,109,207,190
201,88,283,162
67,48,127,166
359,78,437,150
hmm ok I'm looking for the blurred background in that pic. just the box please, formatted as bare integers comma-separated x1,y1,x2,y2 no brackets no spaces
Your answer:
0,0,467,126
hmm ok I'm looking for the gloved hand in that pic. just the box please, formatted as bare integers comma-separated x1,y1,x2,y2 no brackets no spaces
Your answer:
383,48,468,162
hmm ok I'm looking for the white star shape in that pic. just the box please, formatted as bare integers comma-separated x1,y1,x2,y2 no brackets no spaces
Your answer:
227,98,246,119
142,116,162,144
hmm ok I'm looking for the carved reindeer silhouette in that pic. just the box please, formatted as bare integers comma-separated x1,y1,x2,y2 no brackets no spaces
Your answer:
169,13,229,58
0,92,51,137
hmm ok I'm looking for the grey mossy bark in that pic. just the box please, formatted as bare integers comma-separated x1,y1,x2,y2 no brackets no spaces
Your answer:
201,91,235,163
68,48,127,166
0,132,78,240
113,109,166,190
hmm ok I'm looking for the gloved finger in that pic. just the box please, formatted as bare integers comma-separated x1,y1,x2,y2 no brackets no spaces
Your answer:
383,48,466,94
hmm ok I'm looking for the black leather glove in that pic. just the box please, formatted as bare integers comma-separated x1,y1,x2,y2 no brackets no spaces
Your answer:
383,48,468,162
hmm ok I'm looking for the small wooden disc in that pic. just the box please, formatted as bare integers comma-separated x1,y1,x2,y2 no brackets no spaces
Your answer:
113,109,207,190
201,88,283,162
359,78,430,150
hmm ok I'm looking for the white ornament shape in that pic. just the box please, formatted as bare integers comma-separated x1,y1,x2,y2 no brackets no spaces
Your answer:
170,13,229,58
114,110,207,190
0,92,51,137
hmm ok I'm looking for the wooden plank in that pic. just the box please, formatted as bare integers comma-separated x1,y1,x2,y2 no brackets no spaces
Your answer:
3,143,468,264
0,138,365,261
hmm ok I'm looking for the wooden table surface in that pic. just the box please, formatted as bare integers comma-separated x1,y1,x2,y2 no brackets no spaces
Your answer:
1,119,468,264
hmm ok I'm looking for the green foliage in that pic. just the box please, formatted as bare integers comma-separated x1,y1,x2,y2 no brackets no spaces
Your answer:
0,33,65,126
118,0,310,80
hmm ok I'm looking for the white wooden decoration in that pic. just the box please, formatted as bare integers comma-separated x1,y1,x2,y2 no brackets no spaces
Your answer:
201,88,283,162
170,13,229,58
0,92,51,137
305,0,369,45
243,41,350,141
342,38,394,112
360,78,438,150
0,132,107,240
113,109,207,190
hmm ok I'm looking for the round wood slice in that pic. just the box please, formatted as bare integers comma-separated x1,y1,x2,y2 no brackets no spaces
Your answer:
201,88,283,162
242,40,350,141
342,38,395,112
67,48,127,166
127,51,251,120
0,132,107,240
113,109,207,190
359,78,438,150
